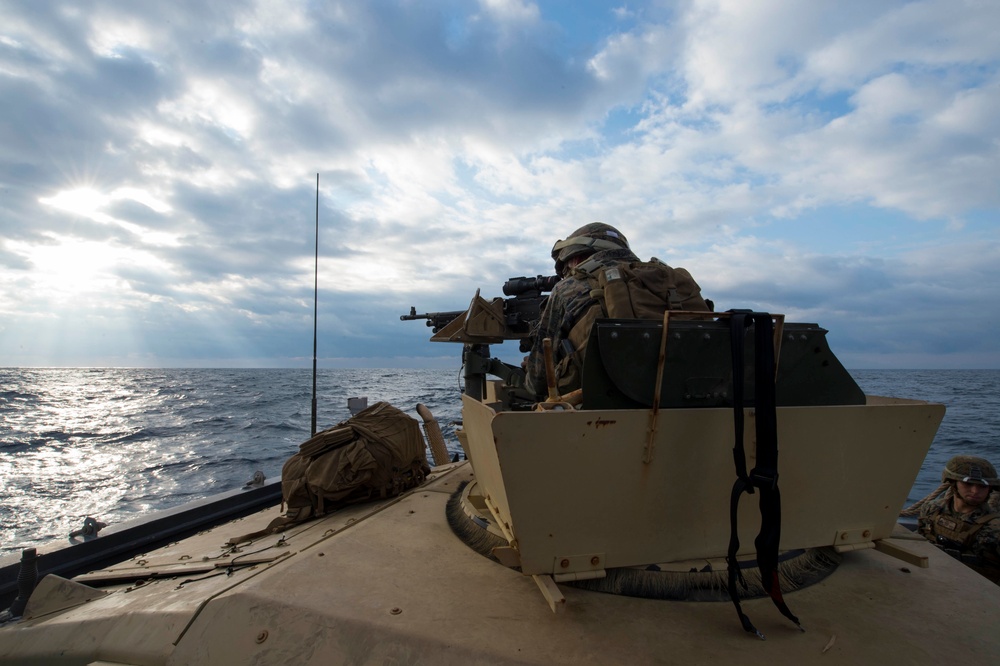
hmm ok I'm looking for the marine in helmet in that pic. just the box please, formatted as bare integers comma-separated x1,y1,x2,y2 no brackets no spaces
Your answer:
524,222,709,399
917,455,1000,584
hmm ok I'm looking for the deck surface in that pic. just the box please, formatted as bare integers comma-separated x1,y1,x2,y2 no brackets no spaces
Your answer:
2,462,999,665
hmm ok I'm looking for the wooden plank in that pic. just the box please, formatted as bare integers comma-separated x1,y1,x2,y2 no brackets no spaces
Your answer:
532,574,565,614
875,539,930,568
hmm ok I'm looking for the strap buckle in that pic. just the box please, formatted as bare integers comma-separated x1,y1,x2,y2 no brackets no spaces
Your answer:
749,467,779,491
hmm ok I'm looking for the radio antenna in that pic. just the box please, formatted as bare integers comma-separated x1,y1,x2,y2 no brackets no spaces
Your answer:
311,173,319,437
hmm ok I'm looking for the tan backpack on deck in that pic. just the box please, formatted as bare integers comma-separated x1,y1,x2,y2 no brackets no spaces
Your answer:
555,258,711,393
229,401,430,544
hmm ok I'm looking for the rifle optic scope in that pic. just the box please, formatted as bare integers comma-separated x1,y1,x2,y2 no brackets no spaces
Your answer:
502,274,560,297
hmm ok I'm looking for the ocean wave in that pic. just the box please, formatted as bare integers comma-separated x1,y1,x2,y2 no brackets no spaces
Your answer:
0,390,37,403
4,368,996,557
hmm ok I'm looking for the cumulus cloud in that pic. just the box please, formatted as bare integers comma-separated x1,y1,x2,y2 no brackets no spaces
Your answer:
0,0,997,368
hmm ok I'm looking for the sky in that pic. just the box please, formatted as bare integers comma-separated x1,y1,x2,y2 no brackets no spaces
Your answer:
1,0,998,370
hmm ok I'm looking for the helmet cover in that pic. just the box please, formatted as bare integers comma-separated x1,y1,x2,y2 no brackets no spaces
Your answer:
551,222,630,275
942,455,999,488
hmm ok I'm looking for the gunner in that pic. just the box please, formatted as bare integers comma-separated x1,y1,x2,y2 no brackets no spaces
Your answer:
524,222,710,399
917,455,1000,584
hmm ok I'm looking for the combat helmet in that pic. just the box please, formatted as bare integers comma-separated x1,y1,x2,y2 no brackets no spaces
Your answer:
941,455,999,488
551,222,630,276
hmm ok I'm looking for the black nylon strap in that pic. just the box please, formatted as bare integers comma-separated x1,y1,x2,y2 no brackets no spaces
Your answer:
725,312,802,638
729,311,752,489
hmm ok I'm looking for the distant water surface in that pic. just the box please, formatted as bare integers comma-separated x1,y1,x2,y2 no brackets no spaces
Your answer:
851,370,1000,501
0,368,464,557
1,368,997,557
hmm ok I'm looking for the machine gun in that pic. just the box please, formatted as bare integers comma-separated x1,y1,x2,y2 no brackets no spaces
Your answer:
402,274,560,406
401,274,559,351
399,307,466,334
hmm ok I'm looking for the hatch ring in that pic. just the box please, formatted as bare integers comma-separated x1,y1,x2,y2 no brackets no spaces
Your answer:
446,480,840,601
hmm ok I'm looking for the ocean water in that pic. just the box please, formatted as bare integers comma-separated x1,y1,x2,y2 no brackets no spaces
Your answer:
0,368,465,557
1,368,998,557
852,370,1000,500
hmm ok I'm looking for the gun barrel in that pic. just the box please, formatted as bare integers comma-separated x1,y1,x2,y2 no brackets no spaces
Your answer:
400,308,466,333
400,306,425,321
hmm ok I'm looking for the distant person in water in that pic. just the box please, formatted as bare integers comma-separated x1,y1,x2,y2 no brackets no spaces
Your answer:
918,455,1000,584
523,222,710,400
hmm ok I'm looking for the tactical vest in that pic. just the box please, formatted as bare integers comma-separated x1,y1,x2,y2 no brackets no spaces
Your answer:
554,258,710,393
929,508,1000,583
930,511,998,545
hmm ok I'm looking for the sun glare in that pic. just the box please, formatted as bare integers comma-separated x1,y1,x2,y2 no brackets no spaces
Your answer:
40,188,111,221
14,236,134,302
38,185,179,249
40,186,172,220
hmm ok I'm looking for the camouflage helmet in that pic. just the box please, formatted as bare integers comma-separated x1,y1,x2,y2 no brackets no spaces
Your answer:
551,222,630,276
941,455,999,488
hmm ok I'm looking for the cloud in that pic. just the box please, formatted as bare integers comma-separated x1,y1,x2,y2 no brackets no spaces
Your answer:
0,0,997,368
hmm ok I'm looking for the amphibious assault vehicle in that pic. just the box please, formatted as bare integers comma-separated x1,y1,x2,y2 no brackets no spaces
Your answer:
1,293,997,664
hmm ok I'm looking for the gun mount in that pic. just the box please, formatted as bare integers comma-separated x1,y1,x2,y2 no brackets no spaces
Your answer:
402,275,559,407
402,275,558,344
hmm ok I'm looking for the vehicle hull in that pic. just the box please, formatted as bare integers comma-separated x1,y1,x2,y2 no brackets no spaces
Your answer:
2,462,998,665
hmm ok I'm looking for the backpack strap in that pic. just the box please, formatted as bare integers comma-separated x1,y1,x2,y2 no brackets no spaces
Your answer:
573,255,606,277
573,258,639,319
226,506,313,545
725,311,803,639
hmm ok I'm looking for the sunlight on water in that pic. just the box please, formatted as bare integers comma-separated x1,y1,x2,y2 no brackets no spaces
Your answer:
0,370,169,549
0,367,465,556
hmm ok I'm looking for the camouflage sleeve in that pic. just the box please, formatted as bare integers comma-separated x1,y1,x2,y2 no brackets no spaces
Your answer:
916,500,943,542
524,289,567,398
971,518,1000,561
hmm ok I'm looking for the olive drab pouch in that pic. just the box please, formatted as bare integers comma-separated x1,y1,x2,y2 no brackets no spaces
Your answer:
229,401,431,544
555,258,711,394
592,258,709,318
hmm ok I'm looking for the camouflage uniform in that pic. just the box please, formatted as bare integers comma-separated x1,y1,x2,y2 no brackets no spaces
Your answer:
525,246,639,398
918,495,1000,584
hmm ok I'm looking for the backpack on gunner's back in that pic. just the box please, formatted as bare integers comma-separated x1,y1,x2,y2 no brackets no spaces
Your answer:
580,256,709,319
555,257,711,393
